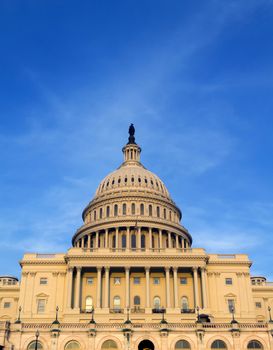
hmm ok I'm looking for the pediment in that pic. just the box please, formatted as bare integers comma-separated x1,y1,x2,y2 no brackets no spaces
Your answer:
224,293,236,298
36,293,49,298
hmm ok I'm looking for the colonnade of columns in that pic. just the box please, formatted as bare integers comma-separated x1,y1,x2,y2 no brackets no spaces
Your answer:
66,266,208,311
74,227,190,250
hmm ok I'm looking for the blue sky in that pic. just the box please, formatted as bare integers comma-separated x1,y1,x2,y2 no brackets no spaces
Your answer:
0,0,273,279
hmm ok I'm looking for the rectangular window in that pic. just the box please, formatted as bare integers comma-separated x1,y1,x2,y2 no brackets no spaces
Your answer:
180,277,187,285
40,277,48,285
37,299,46,314
114,277,121,285
153,277,160,285
134,277,140,285
225,278,233,285
228,299,235,313
4,302,11,308
255,302,262,308
87,277,93,285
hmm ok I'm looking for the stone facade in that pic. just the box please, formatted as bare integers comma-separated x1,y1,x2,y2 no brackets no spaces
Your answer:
0,127,273,350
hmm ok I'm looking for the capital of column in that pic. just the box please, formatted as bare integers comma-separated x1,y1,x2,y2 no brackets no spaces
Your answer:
173,267,178,272
192,266,199,272
76,266,82,272
97,267,102,272
145,266,150,272
165,267,170,273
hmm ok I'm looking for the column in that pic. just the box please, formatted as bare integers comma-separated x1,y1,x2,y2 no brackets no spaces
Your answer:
159,230,162,249
105,229,109,248
193,267,200,308
104,267,110,308
201,268,208,309
66,268,73,309
145,267,150,308
175,234,179,248
95,231,99,248
115,228,119,249
168,231,171,248
87,234,91,249
165,267,171,308
81,237,84,248
97,267,102,308
75,267,82,309
138,227,141,249
125,267,130,308
126,227,130,250
173,267,179,308
149,228,152,249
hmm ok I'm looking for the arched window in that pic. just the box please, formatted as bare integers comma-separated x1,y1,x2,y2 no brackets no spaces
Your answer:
211,340,227,349
131,203,135,215
94,210,97,221
169,210,172,220
101,340,118,349
100,208,103,219
113,296,121,310
181,296,189,310
65,341,81,350
106,206,110,217
140,203,144,215
131,234,136,249
152,235,155,248
122,234,126,249
175,340,191,349
153,296,161,309
149,204,152,216
114,204,118,216
122,203,126,215
141,234,146,249
247,341,263,349
134,295,140,305
163,208,166,219
156,206,160,217
28,341,43,350
85,296,93,311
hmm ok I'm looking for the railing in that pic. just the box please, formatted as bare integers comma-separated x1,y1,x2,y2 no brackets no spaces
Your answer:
131,307,145,313
36,254,56,258
110,308,124,314
181,308,195,314
217,254,236,259
152,308,166,314
81,248,193,253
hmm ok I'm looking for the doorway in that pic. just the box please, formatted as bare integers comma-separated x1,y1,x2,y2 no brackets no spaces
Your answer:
138,339,155,350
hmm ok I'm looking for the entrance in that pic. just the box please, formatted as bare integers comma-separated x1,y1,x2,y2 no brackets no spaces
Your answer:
138,339,155,350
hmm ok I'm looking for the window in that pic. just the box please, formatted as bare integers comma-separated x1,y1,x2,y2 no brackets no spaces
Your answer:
211,340,227,349
112,235,116,248
175,340,191,349
148,204,152,216
114,204,118,216
4,302,11,308
113,296,121,309
28,341,43,350
131,234,136,249
153,296,161,308
94,210,97,220
122,203,126,215
156,206,160,217
131,203,135,215
85,296,93,311
255,302,262,308
114,277,121,285
134,296,140,305
225,278,233,285
40,277,48,285
228,299,235,313
122,234,126,249
247,340,263,349
99,208,103,219
181,296,189,310
141,234,146,249
106,206,110,217
101,340,118,349
153,277,160,285
163,208,166,219
65,341,81,350
37,299,46,314
87,277,93,285
140,203,144,215
134,277,140,285
180,277,187,285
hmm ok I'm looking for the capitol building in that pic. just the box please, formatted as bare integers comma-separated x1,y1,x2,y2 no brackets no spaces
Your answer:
0,125,273,350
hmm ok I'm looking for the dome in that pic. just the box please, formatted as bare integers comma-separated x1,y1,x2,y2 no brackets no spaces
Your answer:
73,124,192,248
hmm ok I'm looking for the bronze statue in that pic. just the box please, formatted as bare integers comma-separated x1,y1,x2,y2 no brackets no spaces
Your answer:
128,123,136,144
